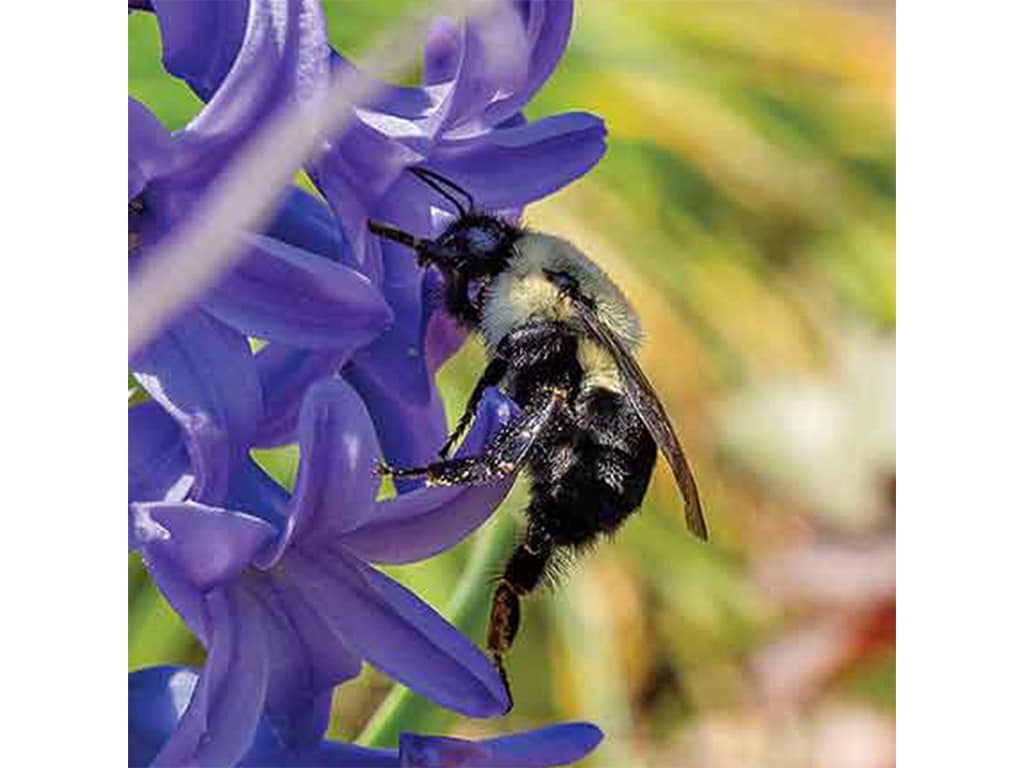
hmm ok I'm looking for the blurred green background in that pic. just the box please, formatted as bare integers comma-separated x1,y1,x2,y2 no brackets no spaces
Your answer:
130,2,894,765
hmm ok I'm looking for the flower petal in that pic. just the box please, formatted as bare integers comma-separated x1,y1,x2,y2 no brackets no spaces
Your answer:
128,401,194,507
421,1,574,133
430,1,530,135
199,234,393,349
225,457,290,530
337,225,450,485
307,119,422,283
477,0,575,128
151,0,249,102
341,388,518,564
247,590,332,752
344,357,448,493
128,664,395,768
131,310,262,503
263,186,347,263
422,267,467,375
128,666,199,768
152,0,442,125
274,378,381,556
399,723,604,768
330,51,446,121
248,735,400,768
252,345,350,448
153,588,270,768
131,501,276,592
427,112,606,210
129,97,172,199
285,546,509,716
423,16,461,85
170,0,331,183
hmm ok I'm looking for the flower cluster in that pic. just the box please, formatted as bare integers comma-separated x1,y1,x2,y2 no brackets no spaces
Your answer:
129,1,607,766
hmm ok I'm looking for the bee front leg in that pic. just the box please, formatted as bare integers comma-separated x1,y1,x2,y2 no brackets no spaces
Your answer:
377,389,566,487
438,356,509,459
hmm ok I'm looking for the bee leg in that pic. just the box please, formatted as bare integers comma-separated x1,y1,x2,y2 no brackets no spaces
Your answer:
487,533,552,711
378,391,565,487
438,357,509,458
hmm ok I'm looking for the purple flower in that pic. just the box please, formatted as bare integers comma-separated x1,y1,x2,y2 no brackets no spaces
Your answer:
130,666,604,768
130,0,400,505
129,98,390,505
130,378,520,766
144,0,605,481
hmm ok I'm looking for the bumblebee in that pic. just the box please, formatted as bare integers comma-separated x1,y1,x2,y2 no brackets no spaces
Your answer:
371,168,707,706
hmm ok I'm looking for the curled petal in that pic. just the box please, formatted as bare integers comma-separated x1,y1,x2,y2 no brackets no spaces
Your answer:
267,378,381,561
128,98,172,199
400,723,604,768
171,0,331,182
199,234,393,349
151,0,248,101
423,16,460,85
131,501,276,592
153,589,270,768
341,389,519,564
131,310,262,503
431,1,530,135
477,0,575,128
252,345,350,448
330,51,445,121
151,0,441,124
128,402,194,507
286,547,509,716
428,112,606,209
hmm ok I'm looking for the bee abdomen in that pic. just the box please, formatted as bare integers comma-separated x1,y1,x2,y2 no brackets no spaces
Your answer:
526,387,656,549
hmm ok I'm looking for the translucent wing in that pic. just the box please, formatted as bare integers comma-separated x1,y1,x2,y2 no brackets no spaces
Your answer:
572,297,709,541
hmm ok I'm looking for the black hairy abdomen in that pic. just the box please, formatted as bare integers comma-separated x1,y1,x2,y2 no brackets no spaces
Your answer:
527,388,656,547
497,319,657,553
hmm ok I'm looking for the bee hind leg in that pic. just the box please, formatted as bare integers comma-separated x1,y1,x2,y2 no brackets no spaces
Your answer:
487,533,552,711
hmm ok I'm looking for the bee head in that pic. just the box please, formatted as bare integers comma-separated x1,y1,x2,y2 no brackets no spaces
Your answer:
368,213,518,279
433,213,518,276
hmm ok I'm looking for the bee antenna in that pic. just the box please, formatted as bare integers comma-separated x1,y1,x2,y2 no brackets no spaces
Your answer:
407,166,474,217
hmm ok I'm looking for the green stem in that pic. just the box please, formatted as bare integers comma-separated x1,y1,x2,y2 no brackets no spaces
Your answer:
356,513,515,747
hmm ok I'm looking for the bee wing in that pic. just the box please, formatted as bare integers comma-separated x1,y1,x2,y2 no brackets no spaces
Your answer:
572,297,709,541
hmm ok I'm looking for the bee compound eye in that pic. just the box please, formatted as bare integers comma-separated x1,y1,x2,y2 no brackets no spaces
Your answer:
465,226,501,254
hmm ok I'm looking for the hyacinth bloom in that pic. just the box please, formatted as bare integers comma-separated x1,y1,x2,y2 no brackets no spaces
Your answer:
130,379,521,766
129,94,392,508
130,3,610,764
146,0,607,479
130,0,398,507
130,666,604,768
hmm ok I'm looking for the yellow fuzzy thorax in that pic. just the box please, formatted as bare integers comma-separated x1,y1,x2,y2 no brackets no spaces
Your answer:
480,232,641,392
